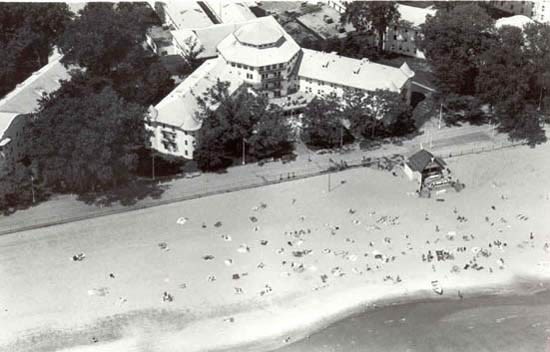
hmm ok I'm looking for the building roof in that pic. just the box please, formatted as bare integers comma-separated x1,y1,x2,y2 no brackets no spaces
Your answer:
153,58,243,131
407,149,446,172
396,4,436,27
170,28,197,49
298,49,414,93
192,16,282,59
0,52,70,140
217,16,301,67
0,112,20,142
163,0,214,29
495,15,535,29
203,0,256,23
234,21,282,46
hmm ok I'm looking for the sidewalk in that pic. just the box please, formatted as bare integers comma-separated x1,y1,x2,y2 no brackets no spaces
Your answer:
0,123,521,235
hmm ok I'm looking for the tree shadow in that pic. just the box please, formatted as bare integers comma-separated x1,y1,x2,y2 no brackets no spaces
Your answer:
77,179,168,207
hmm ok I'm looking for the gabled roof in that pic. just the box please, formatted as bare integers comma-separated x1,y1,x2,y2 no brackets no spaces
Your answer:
0,52,69,115
0,51,71,140
203,0,256,24
396,4,437,27
407,149,446,172
298,49,414,93
495,15,535,29
153,58,243,131
162,0,214,29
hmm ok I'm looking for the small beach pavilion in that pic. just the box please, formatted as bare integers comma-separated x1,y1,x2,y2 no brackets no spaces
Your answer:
404,149,449,190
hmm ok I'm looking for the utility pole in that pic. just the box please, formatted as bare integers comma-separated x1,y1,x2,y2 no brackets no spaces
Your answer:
152,152,155,180
438,103,443,130
538,87,545,111
242,137,246,165
30,174,35,203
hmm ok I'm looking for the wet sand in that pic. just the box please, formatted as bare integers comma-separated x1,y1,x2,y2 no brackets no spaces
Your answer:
273,286,550,352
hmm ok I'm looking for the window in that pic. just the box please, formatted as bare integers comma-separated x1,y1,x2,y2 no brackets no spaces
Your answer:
279,63,284,68
246,73,253,79
184,150,188,156
237,64,242,68
231,63,236,67
184,140,188,146
393,35,397,40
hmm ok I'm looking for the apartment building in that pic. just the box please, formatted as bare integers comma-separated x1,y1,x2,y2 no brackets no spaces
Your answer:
383,4,436,59
149,16,415,160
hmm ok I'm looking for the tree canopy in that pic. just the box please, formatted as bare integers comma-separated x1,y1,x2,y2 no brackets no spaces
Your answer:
301,89,413,149
342,1,400,53
419,3,495,95
0,3,72,97
58,2,172,106
194,82,293,171
21,76,150,194
475,24,548,144
301,94,348,149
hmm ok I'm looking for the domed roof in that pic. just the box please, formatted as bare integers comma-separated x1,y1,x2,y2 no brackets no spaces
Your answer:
234,22,283,46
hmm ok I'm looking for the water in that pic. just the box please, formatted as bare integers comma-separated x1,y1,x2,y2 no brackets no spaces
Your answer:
272,290,550,352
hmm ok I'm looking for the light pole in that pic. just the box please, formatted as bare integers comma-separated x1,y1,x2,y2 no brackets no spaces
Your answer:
538,87,545,111
152,152,155,180
438,103,443,130
30,174,35,203
242,137,246,165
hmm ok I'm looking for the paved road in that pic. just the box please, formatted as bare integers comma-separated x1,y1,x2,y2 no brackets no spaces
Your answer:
0,123,512,235
273,287,550,352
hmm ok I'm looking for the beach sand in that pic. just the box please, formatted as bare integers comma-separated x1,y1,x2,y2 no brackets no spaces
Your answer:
1,142,549,352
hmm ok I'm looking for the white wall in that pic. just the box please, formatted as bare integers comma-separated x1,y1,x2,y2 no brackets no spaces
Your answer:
149,123,197,159
384,24,425,58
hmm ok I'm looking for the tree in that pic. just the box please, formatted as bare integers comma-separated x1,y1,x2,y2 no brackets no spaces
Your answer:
342,1,400,53
301,33,380,62
343,89,413,139
0,3,72,97
58,2,172,106
368,89,414,137
247,103,293,160
474,24,547,144
0,162,39,213
419,3,495,95
523,22,550,110
301,95,350,148
181,36,206,72
22,82,150,194
110,46,174,105
194,82,293,170
476,26,530,109
59,3,147,75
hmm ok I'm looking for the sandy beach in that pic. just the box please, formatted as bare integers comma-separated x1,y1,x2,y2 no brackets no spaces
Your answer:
1,141,550,352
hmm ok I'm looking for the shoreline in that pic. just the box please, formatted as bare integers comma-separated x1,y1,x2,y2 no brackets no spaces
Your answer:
46,273,550,352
